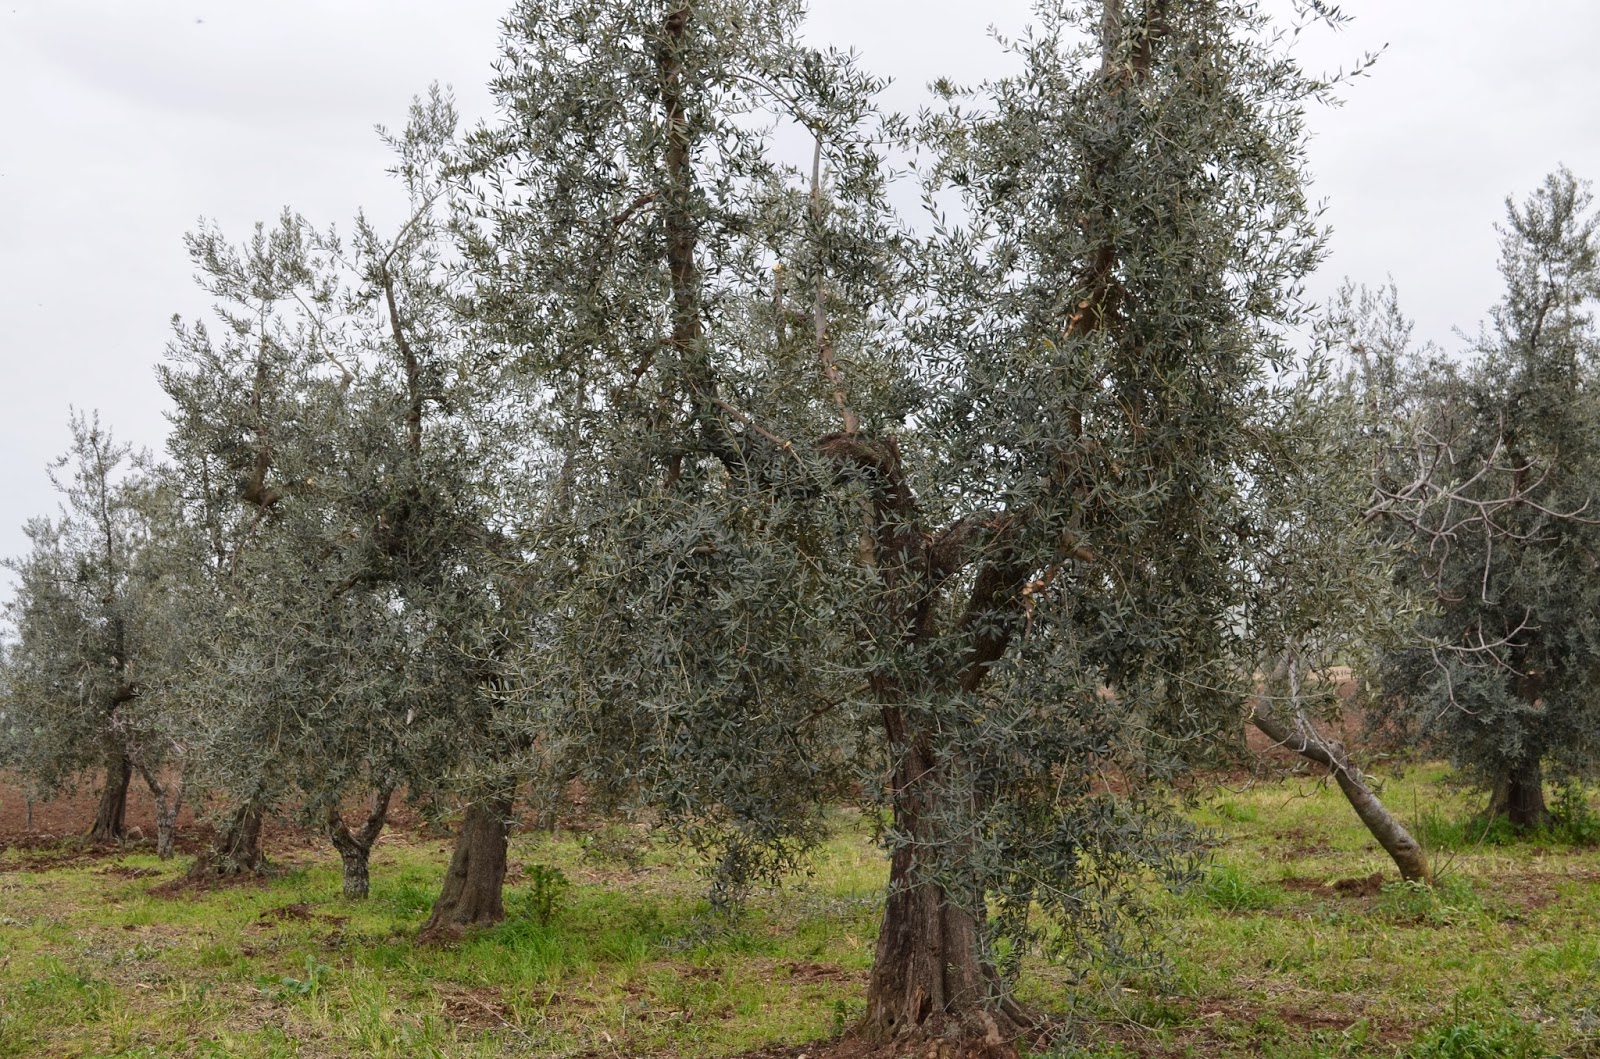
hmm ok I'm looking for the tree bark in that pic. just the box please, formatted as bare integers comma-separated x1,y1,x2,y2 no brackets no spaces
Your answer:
326,786,394,900
1251,704,1431,884
88,748,132,844
860,739,1027,1058
420,796,512,940
134,763,184,860
189,802,266,879
1487,759,1549,830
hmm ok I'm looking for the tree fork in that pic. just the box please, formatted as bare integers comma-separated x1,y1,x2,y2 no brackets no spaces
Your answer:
327,786,395,900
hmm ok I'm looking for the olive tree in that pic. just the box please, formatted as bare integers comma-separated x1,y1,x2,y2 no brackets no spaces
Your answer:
151,207,362,877
151,89,530,900
1239,283,1434,884
467,0,1355,1051
1377,170,1600,830
1,413,155,845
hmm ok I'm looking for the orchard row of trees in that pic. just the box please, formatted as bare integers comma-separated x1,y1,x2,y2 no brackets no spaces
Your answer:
5,2,1600,1054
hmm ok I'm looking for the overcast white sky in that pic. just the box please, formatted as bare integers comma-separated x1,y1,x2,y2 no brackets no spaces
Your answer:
3,1,1599,591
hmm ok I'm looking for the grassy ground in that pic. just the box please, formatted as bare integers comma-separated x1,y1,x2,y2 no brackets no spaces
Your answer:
0,767,1596,1058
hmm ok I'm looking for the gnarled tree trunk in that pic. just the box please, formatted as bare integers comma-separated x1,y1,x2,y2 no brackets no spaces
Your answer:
420,796,512,940
861,738,1028,1058
134,763,184,860
189,802,266,879
326,786,394,900
1488,759,1549,830
88,747,132,845
1251,702,1431,884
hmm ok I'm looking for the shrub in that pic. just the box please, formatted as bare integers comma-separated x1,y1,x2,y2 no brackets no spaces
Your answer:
508,864,571,927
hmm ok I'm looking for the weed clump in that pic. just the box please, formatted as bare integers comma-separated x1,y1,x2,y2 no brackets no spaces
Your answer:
508,864,570,927
1200,864,1279,912
1406,1016,1548,1059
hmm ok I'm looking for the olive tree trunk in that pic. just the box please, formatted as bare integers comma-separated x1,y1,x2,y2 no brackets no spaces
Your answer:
1487,759,1550,830
88,747,132,844
326,786,394,900
1251,702,1431,884
860,726,1029,1057
189,802,266,879
419,796,512,940
134,763,184,860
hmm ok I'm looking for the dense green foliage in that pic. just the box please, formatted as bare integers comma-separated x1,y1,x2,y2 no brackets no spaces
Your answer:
459,0,1378,1038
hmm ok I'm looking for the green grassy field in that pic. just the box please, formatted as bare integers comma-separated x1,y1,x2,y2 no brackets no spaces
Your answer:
1,766,1597,1058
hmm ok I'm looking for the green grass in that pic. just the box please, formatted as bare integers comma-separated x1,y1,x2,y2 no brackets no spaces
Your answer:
2,777,1599,1057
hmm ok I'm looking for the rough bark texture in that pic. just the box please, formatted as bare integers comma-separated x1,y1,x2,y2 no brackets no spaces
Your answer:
1488,760,1550,830
326,786,394,900
135,764,184,860
189,803,266,879
88,749,132,845
862,744,1026,1058
1251,705,1431,884
420,797,512,940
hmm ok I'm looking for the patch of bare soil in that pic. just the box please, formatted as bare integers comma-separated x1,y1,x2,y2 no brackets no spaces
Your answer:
0,772,200,843
726,1036,946,1059
259,902,315,922
783,960,862,984
1280,871,1386,898
724,1017,1067,1059
439,986,517,1031
1058,999,1416,1059
147,865,276,898
0,770,479,884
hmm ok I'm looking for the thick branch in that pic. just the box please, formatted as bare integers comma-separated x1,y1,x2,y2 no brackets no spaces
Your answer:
381,267,425,459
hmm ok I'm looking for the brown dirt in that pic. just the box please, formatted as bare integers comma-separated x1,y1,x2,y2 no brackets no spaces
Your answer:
259,902,315,922
722,1004,1417,1059
1280,871,1387,897
1,769,458,874
439,986,516,1031
0,771,201,844
783,960,860,984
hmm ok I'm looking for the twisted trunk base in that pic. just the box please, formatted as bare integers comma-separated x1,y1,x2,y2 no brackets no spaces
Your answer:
327,786,394,900
860,745,1029,1059
88,750,132,845
1488,761,1549,831
134,764,184,860
189,803,265,879
420,797,512,941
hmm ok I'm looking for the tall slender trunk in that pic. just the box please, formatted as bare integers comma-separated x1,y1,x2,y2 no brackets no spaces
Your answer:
189,802,266,879
88,747,132,844
1488,759,1549,830
326,786,394,900
134,763,184,860
1251,704,1431,884
420,796,512,940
